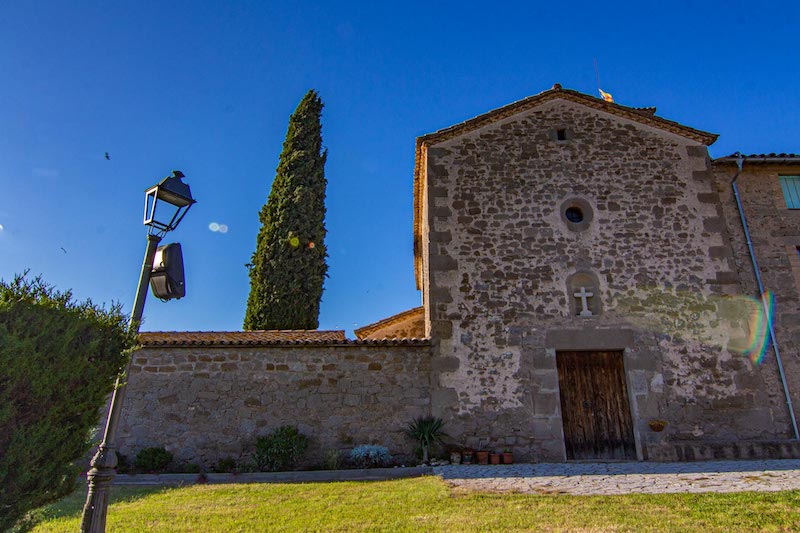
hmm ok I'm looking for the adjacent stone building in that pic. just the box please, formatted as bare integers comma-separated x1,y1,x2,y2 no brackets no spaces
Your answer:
118,85,800,465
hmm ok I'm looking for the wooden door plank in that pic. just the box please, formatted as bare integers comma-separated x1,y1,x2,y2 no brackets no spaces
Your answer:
556,350,636,461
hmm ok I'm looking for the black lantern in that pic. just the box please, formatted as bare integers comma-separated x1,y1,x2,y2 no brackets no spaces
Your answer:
143,170,196,236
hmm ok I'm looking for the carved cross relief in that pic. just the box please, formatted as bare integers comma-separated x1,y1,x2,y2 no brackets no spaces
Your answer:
574,286,594,317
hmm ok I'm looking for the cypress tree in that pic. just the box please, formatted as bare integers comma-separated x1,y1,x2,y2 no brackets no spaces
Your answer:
244,90,328,330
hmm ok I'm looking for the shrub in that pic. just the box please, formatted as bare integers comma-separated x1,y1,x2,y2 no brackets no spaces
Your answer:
134,447,173,473
321,449,342,470
0,274,134,531
174,462,201,474
404,416,447,464
255,426,308,472
216,457,237,473
116,452,131,474
349,445,392,468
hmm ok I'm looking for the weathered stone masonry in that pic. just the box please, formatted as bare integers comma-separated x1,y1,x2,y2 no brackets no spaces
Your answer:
118,339,431,467
418,91,795,461
714,160,800,437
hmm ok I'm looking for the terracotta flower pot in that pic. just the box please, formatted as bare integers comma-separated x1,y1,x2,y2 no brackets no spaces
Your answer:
648,420,667,432
489,453,501,465
476,451,489,465
502,452,513,464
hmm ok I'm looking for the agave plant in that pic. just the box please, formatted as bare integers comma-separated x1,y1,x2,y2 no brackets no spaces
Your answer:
405,416,447,464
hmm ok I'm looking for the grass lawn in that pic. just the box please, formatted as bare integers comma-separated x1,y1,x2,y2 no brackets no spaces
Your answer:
28,477,800,532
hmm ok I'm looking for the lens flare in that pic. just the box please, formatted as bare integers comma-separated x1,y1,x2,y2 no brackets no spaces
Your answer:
742,291,774,365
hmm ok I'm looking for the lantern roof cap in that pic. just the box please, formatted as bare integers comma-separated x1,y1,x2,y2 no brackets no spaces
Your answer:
146,170,196,206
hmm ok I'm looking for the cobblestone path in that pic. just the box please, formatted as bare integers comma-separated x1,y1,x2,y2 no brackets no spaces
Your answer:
433,460,800,495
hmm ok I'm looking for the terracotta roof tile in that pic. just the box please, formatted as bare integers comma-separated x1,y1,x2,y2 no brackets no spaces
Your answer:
138,330,430,347
354,307,425,340
715,152,800,161
715,153,800,163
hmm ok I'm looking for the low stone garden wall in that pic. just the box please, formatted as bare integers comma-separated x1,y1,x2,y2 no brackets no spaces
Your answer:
117,339,432,469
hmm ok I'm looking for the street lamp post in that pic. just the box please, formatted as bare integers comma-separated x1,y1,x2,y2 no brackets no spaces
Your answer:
80,171,196,533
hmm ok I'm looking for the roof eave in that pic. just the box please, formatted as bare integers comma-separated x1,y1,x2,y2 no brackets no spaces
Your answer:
714,156,800,165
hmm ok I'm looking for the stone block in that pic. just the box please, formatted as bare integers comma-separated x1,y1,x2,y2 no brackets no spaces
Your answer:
686,145,707,158
429,254,458,271
429,320,453,338
713,271,739,285
430,286,453,303
430,206,452,218
708,246,732,259
530,370,558,392
431,387,459,410
431,356,460,372
692,170,713,182
532,393,560,417
545,328,634,350
427,147,450,159
702,217,725,233
697,192,720,204
429,230,452,243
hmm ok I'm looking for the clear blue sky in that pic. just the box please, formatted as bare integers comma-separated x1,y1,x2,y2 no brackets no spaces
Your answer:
1,1,798,334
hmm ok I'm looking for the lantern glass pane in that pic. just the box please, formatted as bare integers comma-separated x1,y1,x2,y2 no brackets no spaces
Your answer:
145,190,181,232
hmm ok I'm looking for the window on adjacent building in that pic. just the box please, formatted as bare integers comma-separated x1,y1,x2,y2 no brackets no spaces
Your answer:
779,176,800,209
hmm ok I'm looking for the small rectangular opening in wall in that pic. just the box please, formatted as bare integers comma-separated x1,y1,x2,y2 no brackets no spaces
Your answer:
779,175,800,209
556,128,567,141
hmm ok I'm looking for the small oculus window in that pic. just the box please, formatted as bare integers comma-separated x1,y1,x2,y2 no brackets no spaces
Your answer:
565,206,584,223
559,197,593,232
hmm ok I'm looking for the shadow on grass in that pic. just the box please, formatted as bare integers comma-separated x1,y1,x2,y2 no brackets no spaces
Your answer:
19,484,172,531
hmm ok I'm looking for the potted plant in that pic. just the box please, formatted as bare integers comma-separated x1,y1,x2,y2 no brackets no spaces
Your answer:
648,419,667,432
476,450,489,465
489,452,501,465
502,448,513,464
405,415,447,464
462,448,474,464
502,448,514,465
449,449,462,464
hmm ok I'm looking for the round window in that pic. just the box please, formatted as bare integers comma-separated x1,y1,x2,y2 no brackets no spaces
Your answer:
565,207,584,223
559,198,593,232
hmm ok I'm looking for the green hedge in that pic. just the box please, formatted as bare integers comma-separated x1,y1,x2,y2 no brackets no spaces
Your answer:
0,275,135,530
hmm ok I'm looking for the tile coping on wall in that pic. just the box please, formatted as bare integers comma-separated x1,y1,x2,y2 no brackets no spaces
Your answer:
138,331,431,347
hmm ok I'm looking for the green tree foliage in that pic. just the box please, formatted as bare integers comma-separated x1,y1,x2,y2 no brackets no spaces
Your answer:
244,89,328,330
0,275,135,530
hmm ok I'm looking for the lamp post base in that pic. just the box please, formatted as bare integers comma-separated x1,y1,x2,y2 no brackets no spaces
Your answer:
80,445,118,532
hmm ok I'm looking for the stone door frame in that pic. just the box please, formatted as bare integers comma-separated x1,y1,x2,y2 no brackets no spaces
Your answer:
545,327,643,461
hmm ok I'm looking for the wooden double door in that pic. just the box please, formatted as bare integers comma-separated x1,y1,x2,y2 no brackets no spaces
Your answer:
556,350,636,460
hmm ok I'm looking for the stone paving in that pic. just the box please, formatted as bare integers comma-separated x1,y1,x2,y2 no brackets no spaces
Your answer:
432,460,800,495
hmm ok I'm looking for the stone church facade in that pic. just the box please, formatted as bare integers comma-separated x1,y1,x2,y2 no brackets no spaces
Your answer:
119,85,800,465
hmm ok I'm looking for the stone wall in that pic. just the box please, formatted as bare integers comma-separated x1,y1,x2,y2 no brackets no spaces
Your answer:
421,98,787,461
118,340,432,468
713,161,800,436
